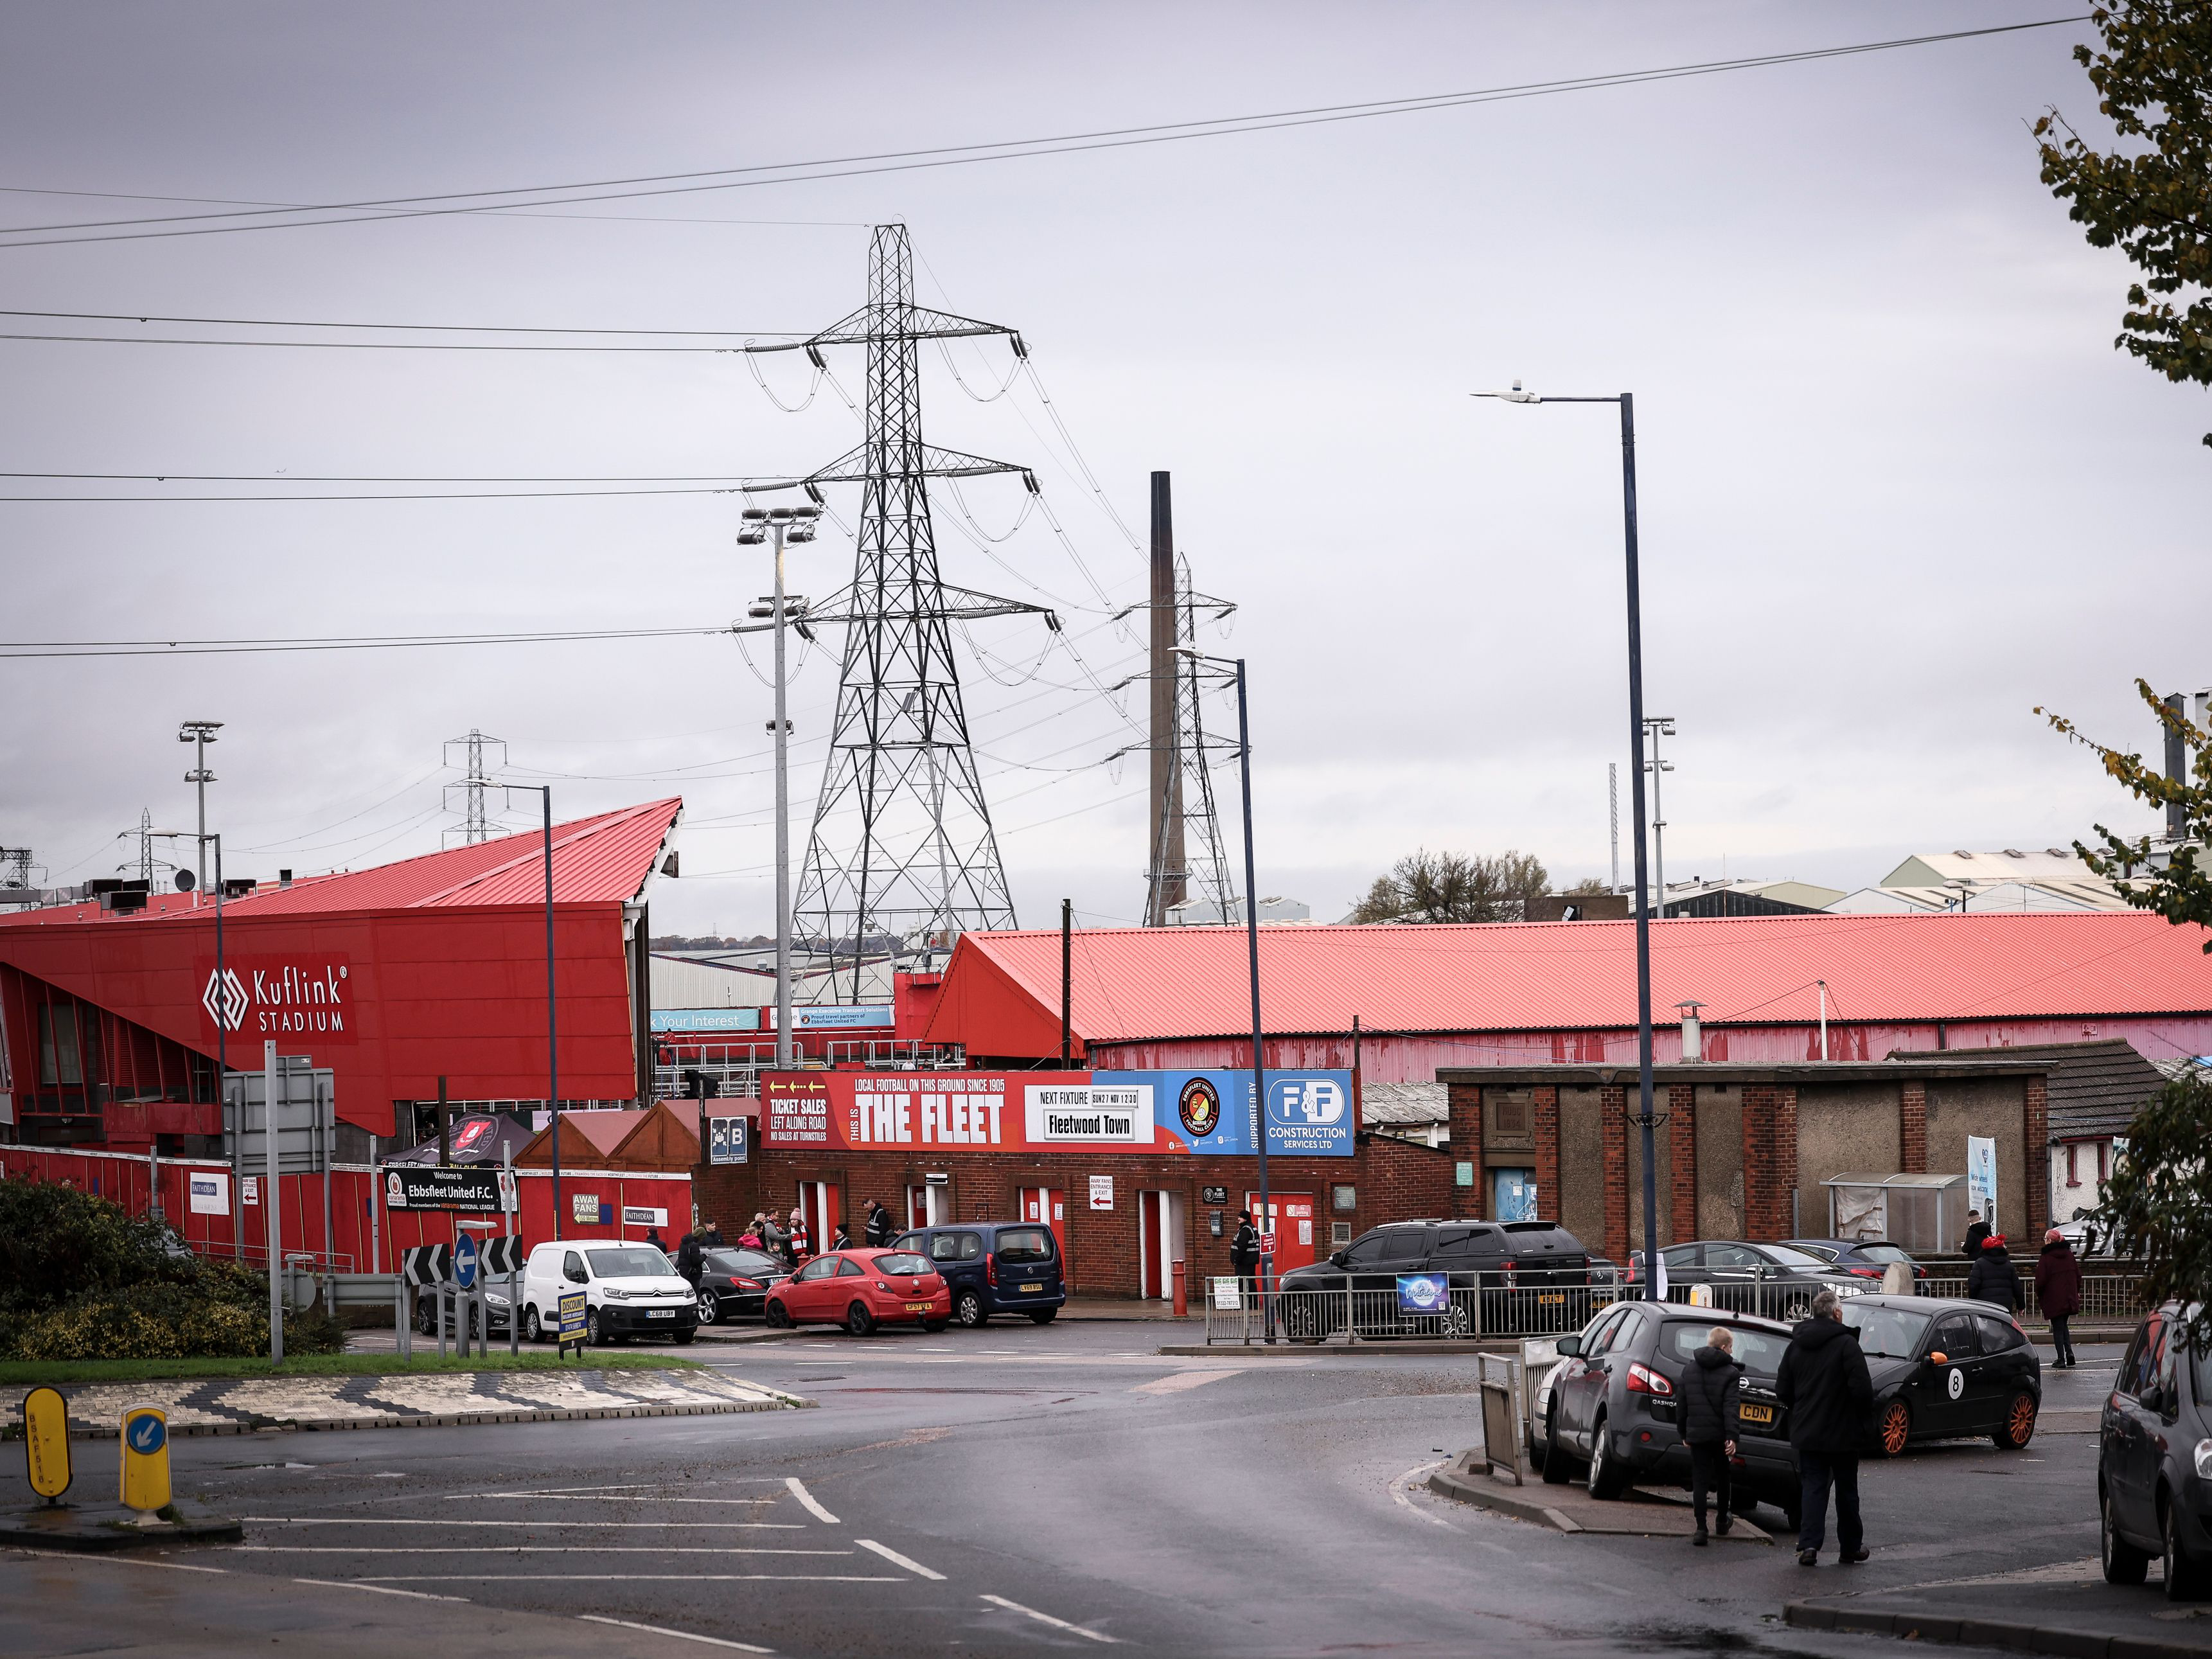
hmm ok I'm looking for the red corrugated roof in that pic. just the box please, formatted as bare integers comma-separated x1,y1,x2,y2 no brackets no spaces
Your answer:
924,911,2212,1051
0,799,680,926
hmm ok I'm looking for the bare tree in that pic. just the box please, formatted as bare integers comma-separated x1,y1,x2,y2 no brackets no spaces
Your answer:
1345,849,1552,923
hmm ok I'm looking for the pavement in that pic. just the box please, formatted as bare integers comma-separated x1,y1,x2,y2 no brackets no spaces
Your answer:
0,1366,806,1438
0,1329,2170,1658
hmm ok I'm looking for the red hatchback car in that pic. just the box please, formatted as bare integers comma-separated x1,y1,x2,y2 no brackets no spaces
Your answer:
764,1248,951,1336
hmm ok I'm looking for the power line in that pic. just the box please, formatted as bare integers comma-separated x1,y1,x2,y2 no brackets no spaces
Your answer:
0,485,773,503
0,623,738,659
1,471,761,483
0,307,795,337
0,330,754,353
0,19,2085,251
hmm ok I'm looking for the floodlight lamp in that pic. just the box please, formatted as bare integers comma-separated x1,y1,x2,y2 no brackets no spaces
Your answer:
770,506,796,520
737,530,766,545
741,508,769,521
789,529,815,544
792,505,821,519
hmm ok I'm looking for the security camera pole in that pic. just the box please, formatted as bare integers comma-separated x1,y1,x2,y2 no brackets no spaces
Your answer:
1174,645,1273,1338
1471,384,1662,1300
739,503,822,1070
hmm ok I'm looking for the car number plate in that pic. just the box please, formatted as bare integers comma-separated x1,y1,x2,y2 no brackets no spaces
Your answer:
1020,1282,1043,1293
1536,1293,1566,1305
905,1302,932,1313
1739,1403,1774,1425
648,1309,677,1318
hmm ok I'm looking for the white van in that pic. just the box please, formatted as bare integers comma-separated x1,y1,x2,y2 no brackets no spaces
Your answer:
522,1239,698,1346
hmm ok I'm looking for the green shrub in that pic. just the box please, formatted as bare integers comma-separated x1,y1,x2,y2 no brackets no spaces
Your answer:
0,1176,197,1316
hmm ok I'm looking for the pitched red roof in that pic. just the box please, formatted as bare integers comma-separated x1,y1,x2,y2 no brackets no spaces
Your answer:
1,799,681,926
923,910,2212,1053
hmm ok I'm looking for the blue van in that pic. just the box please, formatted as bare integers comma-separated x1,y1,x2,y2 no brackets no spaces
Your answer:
891,1221,1065,1327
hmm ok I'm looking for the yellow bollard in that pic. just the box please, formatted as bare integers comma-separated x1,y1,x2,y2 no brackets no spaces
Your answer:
118,1405,171,1525
22,1388,71,1505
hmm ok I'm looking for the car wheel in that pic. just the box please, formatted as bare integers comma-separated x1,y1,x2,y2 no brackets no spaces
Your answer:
585,1308,603,1347
1876,1397,1912,1457
2168,1496,2210,1601
846,1301,877,1338
2105,1485,2152,1585
524,1305,544,1344
1029,1309,1057,1326
670,1327,696,1346
1782,1297,1814,1324
1443,1301,1473,1339
1994,1391,2037,1451
764,1299,792,1329
954,1289,987,1328
415,1298,437,1336
1537,1403,1570,1484
1286,1299,1320,1342
1586,1414,1627,1500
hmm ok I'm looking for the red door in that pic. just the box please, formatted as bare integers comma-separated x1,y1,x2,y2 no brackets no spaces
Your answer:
1246,1193,1316,1277
1138,1191,1164,1299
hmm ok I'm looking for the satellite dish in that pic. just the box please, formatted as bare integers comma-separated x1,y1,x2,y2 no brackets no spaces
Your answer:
174,869,196,892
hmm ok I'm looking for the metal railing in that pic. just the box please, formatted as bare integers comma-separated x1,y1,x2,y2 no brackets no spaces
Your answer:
1917,1273,2147,1322
1203,1279,1626,1345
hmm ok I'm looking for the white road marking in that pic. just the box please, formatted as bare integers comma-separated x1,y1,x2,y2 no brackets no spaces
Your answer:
355,1574,902,1584
247,1516,801,1530
784,1476,839,1523
237,1546,851,1556
854,1538,946,1580
979,1593,1120,1644
1391,1460,1456,1529
292,1577,466,1602
578,1615,774,1654
445,1493,777,1505
83,1556,228,1574
1129,1369,1241,1394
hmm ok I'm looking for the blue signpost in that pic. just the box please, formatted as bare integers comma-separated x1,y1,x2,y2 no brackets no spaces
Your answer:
454,1233,479,1291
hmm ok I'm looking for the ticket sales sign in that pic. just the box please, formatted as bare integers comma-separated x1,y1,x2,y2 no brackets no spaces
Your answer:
761,1070,1352,1157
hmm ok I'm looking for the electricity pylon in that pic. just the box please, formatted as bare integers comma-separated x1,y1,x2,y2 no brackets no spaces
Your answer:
748,224,1053,1000
443,729,508,846
1141,554,1238,926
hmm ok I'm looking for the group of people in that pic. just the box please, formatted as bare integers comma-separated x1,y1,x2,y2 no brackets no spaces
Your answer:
1676,1213,2084,1561
1958,1207,2083,1368
642,1198,911,1291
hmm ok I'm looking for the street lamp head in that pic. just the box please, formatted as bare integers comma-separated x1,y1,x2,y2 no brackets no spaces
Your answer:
792,505,821,520
1471,380,1543,404
741,508,769,522
737,529,767,545
770,506,797,520
788,529,815,544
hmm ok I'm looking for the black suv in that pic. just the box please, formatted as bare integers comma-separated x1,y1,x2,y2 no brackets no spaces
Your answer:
1276,1219,1595,1338
2100,1303,2212,1599
891,1222,1066,1327
1536,1299,1802,1525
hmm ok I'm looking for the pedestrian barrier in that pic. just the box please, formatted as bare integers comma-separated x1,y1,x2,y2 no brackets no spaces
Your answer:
1915,1272,2146,1322
1201,1279,1625,1345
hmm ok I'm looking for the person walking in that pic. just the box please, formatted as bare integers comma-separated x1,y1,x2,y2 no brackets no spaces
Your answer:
1967,1234,2024,1313
1776,1288,1875,1566
864,1198,895,1248
642,1225,668,1255
1229,1210,1262,1308
2037,1227,2082,1367
1683,1326,1744,1546
700,1219,726,1249
1960,1211,1991,1262
675,1229,705,1291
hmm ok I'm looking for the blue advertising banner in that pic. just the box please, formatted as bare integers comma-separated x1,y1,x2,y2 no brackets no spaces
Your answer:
779,1004,895,1031
1090,1070,1355,1158
650,1007,761,1034
1397,1272,1450,1315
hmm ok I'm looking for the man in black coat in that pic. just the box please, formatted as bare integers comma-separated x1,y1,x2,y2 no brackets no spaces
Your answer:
1682,1326,1744,1545
1229,1211,1262,1306
863,1198,895,1248
1961,1211,1991,1262
1966,1236,2024,1313
675,1230,705,1290
1777,1288,1875,1565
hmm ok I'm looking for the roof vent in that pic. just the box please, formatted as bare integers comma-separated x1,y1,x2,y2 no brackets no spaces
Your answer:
1952,850,1974,860
279,869,293,888
2048,847,2071,858
2003,849,2026,859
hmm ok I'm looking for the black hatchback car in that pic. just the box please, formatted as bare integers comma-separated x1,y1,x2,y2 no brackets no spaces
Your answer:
1277,1219,1595,1338
694,1246,792,1324
1534,1299,1802,1525
1841,1294,2042,1456
891,1222,1065,1327
2100,1303,2212,1599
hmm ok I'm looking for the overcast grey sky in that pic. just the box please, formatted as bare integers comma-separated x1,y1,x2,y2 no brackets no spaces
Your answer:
3,3,2202,935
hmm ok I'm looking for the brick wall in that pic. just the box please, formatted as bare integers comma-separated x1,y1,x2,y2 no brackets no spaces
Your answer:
1740,1083,1800,1241
1600,1085,1629,1262
2024,1074,2049,1242
1900,1079,1927,1174
1667,1083,1697,1244
1447,1081,1482,1219
1533,1085,1560,1225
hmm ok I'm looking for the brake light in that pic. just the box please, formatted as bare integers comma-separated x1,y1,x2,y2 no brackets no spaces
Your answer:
986,1252,998,1287
1626,1362,1673,1396
734,1277,763,1290
1848,1267,1882,1278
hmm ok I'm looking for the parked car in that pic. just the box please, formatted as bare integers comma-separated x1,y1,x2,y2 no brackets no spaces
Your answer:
1626,1239,1870,1320
2100,1302,2212,1598
890,1222,1066,1327
1532,1299,1802,1525
1842,1293,2041,1456
1277,1219,1597,1338
695,1246,791,1324
764,1248,951,1336
414,1284,513,1339
520,1240,699,1346
1782,1238,1929,1283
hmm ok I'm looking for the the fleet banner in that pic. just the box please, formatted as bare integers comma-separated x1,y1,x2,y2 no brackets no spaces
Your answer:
761,1069,1354,1158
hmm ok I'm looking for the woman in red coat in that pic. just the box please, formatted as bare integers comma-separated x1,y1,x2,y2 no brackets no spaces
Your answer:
2036,1227,2083,1369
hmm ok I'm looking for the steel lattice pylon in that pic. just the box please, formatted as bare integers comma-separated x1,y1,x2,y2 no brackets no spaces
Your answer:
1145,554,1239,926
761,226,1037,998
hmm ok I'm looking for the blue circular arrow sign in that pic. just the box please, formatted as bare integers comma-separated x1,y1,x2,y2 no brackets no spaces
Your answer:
454,1232,479,1290
126,1413,166,1455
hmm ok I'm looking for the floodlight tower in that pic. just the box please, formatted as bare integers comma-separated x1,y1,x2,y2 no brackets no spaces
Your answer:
179,720,222,894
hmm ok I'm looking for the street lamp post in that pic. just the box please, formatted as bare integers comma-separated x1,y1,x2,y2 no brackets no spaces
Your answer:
151,826,233,1239
501,785,562,1237
1643,716,1676,919
179,720,222,900
1175,646,1273,1337
738,504,820,1070
1471,382,1662,1300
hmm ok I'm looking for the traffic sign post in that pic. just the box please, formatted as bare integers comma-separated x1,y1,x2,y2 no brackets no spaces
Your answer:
453,1233,481,1359
119,1405,170,1525
22,1387,70,1505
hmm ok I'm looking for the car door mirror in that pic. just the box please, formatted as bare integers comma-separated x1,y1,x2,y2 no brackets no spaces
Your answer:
1330,1250,1348,1268
1555,1334,1582,1357
1926,1351,1947,1367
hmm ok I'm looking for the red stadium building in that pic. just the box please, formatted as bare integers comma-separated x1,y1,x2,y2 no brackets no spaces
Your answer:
0,799,682,1153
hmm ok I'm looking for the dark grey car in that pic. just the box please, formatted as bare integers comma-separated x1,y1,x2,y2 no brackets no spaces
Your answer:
2101,1304,2212,1599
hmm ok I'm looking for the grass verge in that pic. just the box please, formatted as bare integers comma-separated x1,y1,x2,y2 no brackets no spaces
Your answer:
0,1351,705,1386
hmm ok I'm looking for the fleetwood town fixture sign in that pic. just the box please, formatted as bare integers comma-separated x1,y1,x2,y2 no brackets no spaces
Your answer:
196,955,359,1044
761,1070,1354,1157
